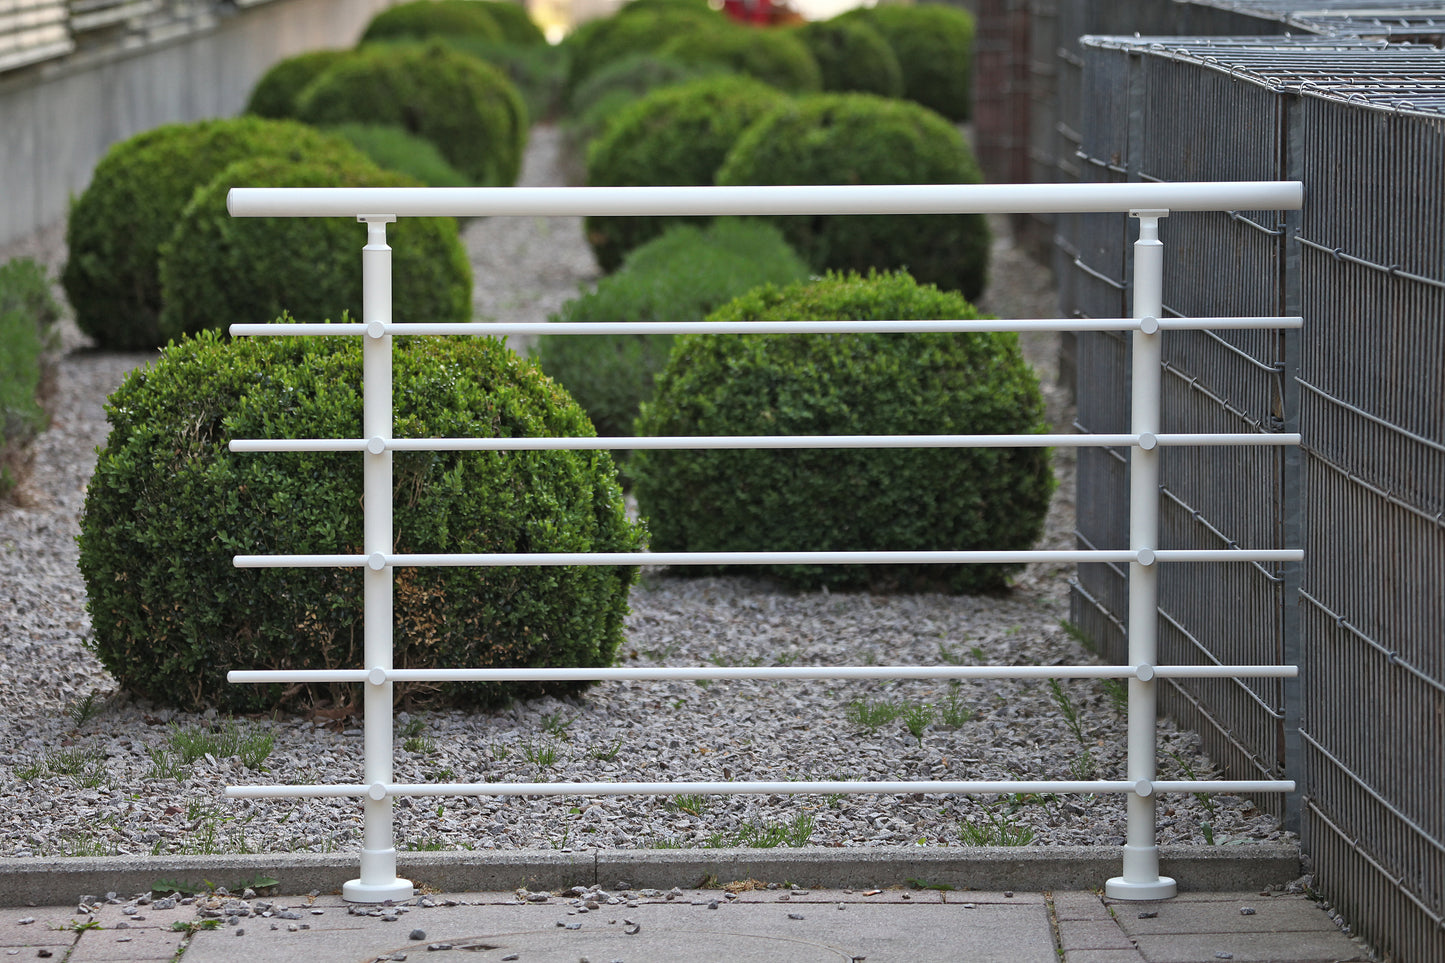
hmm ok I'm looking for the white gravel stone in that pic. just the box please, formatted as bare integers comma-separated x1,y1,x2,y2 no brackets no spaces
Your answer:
0,124,1295,860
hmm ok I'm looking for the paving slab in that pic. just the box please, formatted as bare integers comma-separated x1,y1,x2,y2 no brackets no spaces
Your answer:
1129,930,1371,963
1113,891,1343,936
175,890,1060,963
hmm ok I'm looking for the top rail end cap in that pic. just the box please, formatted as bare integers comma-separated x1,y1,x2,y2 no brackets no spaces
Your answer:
226,188,236,218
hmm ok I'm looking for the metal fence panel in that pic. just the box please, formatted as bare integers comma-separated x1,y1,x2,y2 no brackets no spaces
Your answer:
1069,36,1445,963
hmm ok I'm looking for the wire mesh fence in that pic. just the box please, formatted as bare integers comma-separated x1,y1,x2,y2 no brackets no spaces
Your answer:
1066,35,1445,963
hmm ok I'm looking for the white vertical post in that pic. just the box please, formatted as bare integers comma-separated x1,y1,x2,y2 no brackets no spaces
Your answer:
343,216,413,903
1106,210,1178,901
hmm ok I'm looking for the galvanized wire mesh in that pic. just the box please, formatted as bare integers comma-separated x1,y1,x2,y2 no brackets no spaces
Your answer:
1067,36,1445,963
1175,0,1445,41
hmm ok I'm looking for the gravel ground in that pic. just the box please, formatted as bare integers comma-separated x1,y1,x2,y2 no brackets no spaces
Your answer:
0,126,1294,860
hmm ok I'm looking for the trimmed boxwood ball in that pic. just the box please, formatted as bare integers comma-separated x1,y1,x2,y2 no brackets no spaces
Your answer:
535,218,811,441
157,156,473,341
790,19,902,97
473,0,547,46
716,93,991,299
630,272,1055,594
836,4,976,122
584,75,789,272
657,22,822,94
79,330,644,713
244,49,351,119
567,52,725,124
62,118,370,350
360,0,504,45
295,41,528,187
562,5,720,98
322,122,471,187
564,54,730,154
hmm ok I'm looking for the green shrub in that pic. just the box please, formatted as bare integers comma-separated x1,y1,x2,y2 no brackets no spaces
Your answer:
295,41,528,187
157,156,472,341
658,22,821,94
617,0,714,14
566,51,725,120
563,53,730,152
324,122,471,186
535,219,810,441
716,93,990,298
631,271,1054,593
791,19,902,97
62,118,370,350
562,5,720,98
79,330,643,712
436,35,568,123
474,0,547,45
837,4,976,122
360,0,504,44
584,75,789,272
244,49,351,119
0,259,60,497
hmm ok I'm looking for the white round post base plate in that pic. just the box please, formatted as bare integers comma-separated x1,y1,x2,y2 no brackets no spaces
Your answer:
1104,875,1178,901
343,877,416,903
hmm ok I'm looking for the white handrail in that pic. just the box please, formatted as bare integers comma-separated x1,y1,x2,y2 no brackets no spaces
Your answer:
222,181,1304,904
226,181,1303,218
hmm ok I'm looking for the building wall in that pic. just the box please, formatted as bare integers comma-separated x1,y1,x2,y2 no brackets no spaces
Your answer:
0,0,396,247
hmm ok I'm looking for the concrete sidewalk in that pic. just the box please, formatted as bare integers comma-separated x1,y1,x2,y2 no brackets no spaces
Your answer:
0,847,1373,962
0,886,1370,963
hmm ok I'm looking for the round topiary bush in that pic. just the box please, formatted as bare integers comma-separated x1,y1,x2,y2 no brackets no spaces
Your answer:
535,218,810,441
295,41,528,187
791,18,902,97
79,330,644,713
62,118,370,350
716,93,990,299
657,22,822,94
322,122,471,186
630,271,1055,594
837,4,976,122
244,49,352,119
562,5,719,98
473,0,547,46
564,54,731,159
584,75,789,272
360,0,504,45
157,156,473,341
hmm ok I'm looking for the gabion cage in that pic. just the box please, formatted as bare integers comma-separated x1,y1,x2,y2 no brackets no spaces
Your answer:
1067,36,1445,963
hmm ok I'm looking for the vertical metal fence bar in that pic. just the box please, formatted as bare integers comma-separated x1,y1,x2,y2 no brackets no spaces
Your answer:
345,215,413,903
1108,210,1178,900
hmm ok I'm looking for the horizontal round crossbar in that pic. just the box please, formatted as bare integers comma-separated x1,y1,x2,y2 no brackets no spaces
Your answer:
227,664,1298,685
232,549,1304,569
228,432,1301,453
227,316,1303,338
225,778,1297,801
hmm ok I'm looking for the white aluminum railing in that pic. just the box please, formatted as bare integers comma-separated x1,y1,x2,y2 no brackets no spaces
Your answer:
222,181,1304,903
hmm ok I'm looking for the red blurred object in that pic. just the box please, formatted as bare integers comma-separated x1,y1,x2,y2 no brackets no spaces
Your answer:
721,0,804,26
